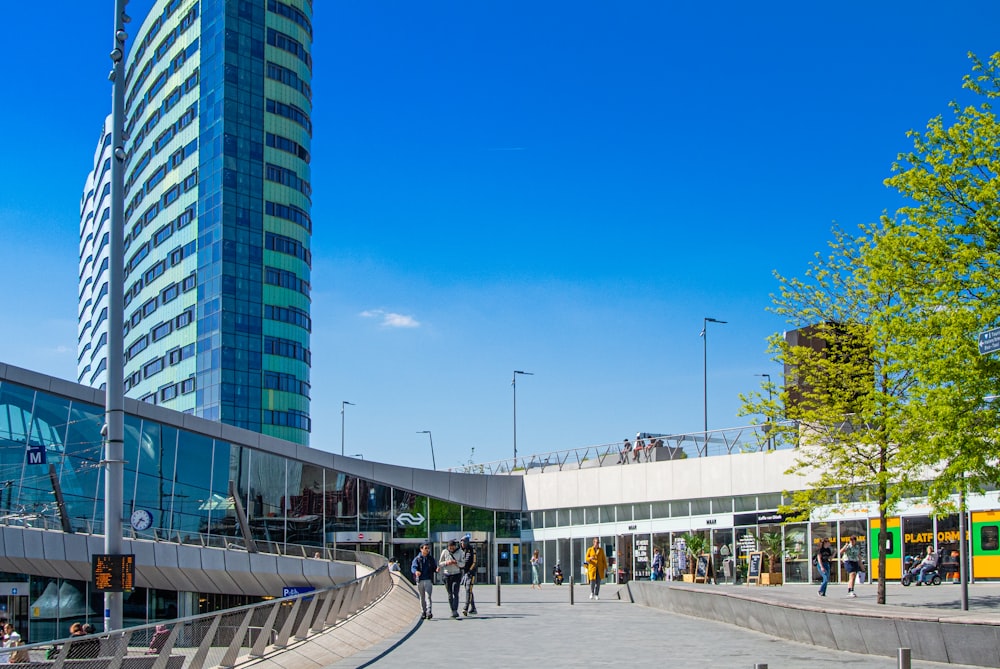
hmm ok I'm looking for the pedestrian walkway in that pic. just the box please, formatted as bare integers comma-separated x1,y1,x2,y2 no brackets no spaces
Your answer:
328,582,986,668
698,578,1000,621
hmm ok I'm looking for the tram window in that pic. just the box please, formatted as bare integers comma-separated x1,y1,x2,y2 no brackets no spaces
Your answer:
982,525,999,551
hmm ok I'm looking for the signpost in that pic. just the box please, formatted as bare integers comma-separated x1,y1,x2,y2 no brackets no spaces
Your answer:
978,327,1000,355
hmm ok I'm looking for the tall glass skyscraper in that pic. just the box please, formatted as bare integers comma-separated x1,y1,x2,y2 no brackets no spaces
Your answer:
78,0,313,444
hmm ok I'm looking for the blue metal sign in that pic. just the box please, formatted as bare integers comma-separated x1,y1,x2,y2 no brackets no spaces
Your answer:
282,586,315,598
26,443,46,465
979,328,1000,355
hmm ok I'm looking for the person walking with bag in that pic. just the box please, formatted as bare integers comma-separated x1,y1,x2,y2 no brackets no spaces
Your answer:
839,536,862,598
814,538,833,596
439,539,463,619
585,537,608,599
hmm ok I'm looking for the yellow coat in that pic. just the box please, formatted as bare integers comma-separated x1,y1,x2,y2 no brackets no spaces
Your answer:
585,546,607,581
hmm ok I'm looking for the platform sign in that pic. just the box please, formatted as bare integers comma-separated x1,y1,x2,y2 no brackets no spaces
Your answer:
282,586,315,598
92,554,134,592
978,327,1000,355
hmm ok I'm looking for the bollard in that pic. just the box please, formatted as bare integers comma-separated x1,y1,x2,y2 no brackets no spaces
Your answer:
898,648,911,669
569,576,574,605
753,664,767,669
496,575,501,606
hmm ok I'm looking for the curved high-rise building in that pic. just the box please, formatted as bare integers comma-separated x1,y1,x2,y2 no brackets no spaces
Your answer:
77,0,313,444
78,116,115,391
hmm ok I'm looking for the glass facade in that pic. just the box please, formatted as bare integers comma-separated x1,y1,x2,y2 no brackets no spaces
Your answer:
0,376,507,572
78,0,313,445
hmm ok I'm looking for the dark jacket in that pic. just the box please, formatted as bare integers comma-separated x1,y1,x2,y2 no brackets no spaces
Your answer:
458,543,476,574
411,553,437,581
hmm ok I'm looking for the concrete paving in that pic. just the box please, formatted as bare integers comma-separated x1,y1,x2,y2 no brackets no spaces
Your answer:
327,580,992,668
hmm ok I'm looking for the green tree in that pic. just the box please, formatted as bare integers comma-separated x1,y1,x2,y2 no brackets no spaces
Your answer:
742,227,919,605
871,52,1000,510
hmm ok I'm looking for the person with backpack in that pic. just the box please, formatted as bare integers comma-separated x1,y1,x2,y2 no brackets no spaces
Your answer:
814,538,833,596
458,535,478,615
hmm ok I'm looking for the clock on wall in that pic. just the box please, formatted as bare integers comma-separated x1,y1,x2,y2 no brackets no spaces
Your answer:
130,508,153,532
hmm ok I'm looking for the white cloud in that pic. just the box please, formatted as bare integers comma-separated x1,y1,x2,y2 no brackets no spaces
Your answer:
360,309,420,329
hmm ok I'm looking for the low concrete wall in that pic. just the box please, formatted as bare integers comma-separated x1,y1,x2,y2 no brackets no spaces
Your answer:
627,581,1000,667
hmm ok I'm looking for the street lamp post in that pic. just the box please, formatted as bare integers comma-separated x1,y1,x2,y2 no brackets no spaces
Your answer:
104,0,131,633
754,373,773,402
512,370,533,462
417,431,436,470
350,453,364,461
701,318,727,439
340,401,355,456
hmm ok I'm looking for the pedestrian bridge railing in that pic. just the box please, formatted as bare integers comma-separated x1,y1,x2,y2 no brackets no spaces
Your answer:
5,564,392,669
453,422,799,475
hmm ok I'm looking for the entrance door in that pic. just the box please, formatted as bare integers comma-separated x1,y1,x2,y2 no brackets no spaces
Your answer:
497,542,520,584
617,535,633,584
392,544,422,584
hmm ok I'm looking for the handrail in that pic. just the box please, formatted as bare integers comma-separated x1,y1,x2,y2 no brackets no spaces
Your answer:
7,565,393,669
450,422,800,474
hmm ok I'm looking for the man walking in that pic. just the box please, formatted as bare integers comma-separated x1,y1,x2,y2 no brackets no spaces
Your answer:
585,537,608,600
439,539,463,619
411,542,438,619
458,534,478,615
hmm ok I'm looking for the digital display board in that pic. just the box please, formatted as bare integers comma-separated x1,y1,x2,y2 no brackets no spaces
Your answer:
92,554,135,592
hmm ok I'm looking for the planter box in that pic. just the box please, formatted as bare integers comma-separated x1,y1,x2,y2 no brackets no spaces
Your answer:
760,572,782,586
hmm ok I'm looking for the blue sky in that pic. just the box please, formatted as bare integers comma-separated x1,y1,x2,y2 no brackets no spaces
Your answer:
2,1,999,470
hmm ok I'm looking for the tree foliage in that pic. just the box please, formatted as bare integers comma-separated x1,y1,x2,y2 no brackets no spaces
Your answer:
744,52,1000,605
871,51,1000,507
742,227,918,604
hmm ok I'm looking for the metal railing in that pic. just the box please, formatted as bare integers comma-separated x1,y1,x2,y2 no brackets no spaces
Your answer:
5,565,393,669
0,512,388,570
451,422,800,475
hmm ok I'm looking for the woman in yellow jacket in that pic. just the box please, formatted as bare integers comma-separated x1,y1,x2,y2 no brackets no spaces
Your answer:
585,537,608,600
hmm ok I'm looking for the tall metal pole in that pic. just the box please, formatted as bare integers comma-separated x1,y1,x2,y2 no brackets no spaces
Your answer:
340,401,354,456
104,0,130,633
755,372,773,450
701,318,726,437
959,480,969,610
417,431,436,470
512,371,533,462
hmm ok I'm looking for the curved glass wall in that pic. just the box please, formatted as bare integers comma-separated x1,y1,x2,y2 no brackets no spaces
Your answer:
0,380,500,556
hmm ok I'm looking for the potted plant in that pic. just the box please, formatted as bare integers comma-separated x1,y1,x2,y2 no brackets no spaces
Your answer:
679,532,710,582
759,532,784,585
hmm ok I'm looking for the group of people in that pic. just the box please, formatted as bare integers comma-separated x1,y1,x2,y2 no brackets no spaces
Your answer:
0,623,25,663
410,534,478,620
617,433,665,464
813,536,864,597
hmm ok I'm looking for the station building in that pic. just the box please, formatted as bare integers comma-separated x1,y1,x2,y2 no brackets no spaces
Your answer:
0,362,995,642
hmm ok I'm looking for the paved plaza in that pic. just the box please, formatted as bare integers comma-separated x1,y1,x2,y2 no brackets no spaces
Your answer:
329,580,997,668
